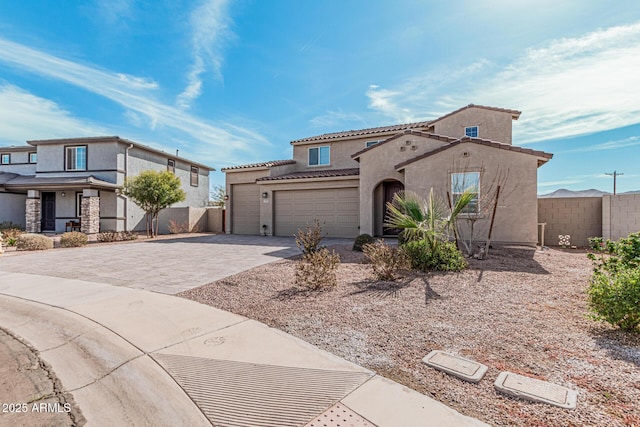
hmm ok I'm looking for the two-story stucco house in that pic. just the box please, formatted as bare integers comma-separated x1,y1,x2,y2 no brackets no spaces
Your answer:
0,136,212,234
222,104,553,245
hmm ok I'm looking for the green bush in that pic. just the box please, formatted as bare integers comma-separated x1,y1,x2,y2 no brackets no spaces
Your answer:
295,219,325,255
587,232,640,331
60,231,88,247
16,234,53,251
398,230,421,246
362,240,409,281
352,233,375,251
0,221,24,232
295,247,340,290
403,240,466,272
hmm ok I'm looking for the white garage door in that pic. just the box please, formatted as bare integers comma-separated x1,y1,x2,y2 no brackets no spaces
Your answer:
274,188,359,238
232,183,260,235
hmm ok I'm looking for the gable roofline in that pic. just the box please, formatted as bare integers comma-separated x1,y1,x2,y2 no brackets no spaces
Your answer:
351,130,457,161
256,167,359,182
221,159,296,172
394,136,553,171
27,136,215,171
290,104,521,145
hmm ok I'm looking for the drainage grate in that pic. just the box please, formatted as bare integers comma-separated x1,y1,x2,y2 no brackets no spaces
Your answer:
154,353,372,427
304,402,375,427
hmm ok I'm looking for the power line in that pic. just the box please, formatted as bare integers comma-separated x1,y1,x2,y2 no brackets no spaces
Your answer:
605,170,624,195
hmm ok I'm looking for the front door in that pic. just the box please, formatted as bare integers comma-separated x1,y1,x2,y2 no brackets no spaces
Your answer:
383,181,404,235
41,192,56,232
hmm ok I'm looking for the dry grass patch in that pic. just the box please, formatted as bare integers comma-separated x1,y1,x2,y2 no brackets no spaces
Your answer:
179,245,640,427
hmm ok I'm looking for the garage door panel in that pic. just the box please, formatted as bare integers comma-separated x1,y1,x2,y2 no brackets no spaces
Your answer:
232,184,260,235
274,188,359,238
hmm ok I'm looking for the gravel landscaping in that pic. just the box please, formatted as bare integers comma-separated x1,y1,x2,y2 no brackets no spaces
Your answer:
180,244,640,427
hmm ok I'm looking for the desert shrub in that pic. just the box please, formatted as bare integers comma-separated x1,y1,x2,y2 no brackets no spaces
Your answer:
295,247,340,290
0,221,24,232
119,231,138,241
587,232,640,331
16,234,53,251
97,230,139,242
1,228,23,246
60,231,88,247
97,230,120,242
403,240,466,272
168,220,189,234
363,240,410,281
398,229,422,246
352,233,375,252
295,219,325,255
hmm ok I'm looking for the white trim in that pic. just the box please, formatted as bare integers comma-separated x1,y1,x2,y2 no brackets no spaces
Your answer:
308,146,330,166
464,126,479,138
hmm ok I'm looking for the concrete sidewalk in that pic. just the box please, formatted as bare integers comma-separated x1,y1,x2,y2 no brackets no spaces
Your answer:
0,271,487,427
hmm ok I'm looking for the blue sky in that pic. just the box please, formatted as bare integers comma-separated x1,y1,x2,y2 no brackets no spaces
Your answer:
0,1,639,194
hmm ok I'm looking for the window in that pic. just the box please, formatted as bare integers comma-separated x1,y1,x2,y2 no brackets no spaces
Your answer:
65,146,87,170
451,172,480,214
76,192,83,218
29,152,37,163
465,126,478,138
365,140,381,148
0,153,9,164
167,159,175,174
190,166,199,186
308,146,330,166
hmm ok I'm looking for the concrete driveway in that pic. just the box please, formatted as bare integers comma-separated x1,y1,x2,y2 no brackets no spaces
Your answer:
0,234,349,294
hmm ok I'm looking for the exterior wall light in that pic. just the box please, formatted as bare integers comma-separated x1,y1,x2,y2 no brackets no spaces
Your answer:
224,195,229,201
262,192,268,198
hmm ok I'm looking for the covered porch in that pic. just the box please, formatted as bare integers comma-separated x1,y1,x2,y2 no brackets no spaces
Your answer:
4,175,120,234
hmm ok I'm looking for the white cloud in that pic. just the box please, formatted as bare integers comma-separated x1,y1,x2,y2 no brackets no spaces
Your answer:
0,84,105,144
0,36,267,158
176,0,233,109
91,0,134,25
309,109,367,128
363,22,640,144
558,136,640,153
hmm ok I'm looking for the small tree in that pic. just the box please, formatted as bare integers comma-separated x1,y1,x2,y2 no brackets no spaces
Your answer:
122,170,186,237
209,184,226,208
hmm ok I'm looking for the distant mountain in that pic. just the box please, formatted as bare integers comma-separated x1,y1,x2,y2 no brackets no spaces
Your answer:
539,188,609,198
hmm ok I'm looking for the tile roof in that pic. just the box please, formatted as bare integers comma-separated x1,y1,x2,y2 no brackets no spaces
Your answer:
394,136,553,170
291,104,521,144
351,130,456,159
256,168,360,181
221,160,296,172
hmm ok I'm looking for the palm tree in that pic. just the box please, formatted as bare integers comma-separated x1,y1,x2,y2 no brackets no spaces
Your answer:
384,188,475,251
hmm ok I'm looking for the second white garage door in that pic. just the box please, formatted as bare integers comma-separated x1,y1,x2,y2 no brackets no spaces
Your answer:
274,188,359,238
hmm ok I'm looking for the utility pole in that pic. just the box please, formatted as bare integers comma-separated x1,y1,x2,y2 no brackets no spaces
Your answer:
605,170,623,195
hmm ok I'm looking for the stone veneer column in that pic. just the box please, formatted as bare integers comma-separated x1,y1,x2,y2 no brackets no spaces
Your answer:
25,190,41,233
81,189,100,234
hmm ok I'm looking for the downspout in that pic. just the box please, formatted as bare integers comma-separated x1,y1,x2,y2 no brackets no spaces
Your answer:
123,143,134,231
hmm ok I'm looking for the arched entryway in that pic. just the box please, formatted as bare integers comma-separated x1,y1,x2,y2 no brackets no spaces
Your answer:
373,179,404,237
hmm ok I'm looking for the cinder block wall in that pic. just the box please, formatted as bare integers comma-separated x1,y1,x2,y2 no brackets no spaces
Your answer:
603,194,640,240
537,197,602,247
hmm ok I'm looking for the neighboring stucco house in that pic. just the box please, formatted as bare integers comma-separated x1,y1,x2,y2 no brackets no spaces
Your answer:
0,136,212,234
223,104,553,245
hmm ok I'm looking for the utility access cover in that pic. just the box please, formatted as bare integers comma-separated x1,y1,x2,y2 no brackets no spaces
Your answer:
494,371,578,409
422,350,488,383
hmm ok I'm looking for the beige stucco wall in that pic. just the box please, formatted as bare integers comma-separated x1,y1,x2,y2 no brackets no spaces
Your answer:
603,194,640,240
432,107,515,144
357,134,452,235
0,192,26,226
538,197,603,247
400,141,540,245
207,207,224,232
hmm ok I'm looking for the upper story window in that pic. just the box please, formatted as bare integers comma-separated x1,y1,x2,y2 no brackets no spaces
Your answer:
365,140,382,148
190,166,199,187
308,146,330,166
29,152,37,163
0,153,9,164
65,145,87,171
167,159,176,174
465,126,479,138
451,172,480,214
